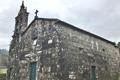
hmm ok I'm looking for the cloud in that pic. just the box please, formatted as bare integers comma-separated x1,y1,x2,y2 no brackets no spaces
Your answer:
84,0,120,42
58,0,120,42
0,0,17,49
0,0,120,49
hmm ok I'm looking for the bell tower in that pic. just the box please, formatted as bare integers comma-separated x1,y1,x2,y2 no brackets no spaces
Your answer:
13,1,29,38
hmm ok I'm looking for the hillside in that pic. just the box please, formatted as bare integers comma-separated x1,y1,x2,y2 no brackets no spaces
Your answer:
0,49,8,67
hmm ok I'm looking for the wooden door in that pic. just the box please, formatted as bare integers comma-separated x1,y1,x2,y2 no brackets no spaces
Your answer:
30,62,37,80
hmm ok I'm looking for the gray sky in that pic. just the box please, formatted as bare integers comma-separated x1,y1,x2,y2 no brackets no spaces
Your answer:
0,0,120,50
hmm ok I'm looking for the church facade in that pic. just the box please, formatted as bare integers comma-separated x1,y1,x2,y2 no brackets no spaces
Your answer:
8,2,120,80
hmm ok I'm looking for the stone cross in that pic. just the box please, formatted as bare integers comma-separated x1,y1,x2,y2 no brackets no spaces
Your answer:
35,10,38,18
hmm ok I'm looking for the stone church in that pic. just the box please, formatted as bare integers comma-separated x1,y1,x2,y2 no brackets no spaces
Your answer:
8,1,120,80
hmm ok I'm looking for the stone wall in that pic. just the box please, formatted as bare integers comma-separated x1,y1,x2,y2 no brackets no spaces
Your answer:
55,22,120,80
8,19,120,80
